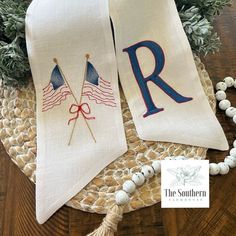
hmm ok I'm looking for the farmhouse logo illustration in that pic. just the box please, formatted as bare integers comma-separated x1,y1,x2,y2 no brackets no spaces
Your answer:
167,165,203,187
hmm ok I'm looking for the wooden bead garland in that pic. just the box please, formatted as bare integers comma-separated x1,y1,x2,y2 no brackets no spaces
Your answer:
116,159,161,206
209,76,236,176
216,77,236,120
115,152,236,207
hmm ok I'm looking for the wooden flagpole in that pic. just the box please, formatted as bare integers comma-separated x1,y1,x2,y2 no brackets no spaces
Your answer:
53,56,96,145
78,54,96,143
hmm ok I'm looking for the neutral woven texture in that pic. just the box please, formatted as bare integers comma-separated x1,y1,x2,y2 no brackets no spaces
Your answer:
0,56,215,214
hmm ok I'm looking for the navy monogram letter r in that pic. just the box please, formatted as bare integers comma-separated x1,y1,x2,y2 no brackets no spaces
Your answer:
123,40,193,118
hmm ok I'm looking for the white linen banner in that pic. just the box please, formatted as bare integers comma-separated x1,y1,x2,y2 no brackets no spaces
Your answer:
26,0,127,224
110,0,228,150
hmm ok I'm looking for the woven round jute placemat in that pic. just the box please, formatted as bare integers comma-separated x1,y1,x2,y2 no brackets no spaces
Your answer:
0,56,215,214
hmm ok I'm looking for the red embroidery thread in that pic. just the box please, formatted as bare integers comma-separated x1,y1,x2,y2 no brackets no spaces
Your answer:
68,103,95,125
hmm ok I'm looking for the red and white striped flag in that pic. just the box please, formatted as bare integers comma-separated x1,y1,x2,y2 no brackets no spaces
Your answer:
82,61,116,107
42,65,71,112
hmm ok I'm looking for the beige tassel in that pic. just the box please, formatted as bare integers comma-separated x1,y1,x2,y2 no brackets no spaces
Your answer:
87,205,124,236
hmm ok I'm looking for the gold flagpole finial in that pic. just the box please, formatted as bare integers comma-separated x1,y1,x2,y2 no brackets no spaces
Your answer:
53,58,58,64
85,54,90,60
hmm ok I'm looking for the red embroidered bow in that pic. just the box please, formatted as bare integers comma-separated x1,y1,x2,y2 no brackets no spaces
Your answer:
68,103,95,125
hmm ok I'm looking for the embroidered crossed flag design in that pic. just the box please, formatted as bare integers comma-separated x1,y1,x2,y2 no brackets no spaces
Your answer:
42,55,117,145
42,56,97,145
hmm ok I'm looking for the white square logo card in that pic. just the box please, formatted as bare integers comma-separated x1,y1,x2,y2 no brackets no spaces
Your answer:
161,160,209,208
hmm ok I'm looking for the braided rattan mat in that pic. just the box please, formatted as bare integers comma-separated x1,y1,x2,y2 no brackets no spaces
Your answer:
0,56,215,214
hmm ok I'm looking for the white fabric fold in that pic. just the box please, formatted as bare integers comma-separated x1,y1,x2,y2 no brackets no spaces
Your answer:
110,0,228,150
26,0,127,224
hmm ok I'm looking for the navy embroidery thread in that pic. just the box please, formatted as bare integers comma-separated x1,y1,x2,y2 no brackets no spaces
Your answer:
123,40,193,118
82,61,117,108
42,65,71,112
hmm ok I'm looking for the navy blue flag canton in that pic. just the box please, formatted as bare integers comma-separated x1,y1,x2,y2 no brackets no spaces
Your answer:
42,65,71,112
82,61,116,107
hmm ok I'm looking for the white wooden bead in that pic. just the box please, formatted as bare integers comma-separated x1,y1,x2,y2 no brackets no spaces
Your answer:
216,82,227,91
215,91,227,101
224,156,236,168
233,115,236,124
225,107,236,118
219,99,231,110
209,163,220,175
226,156,236,163
132,172,145,186
123,180,136,194
230,148,236,157
224,76,234,87
174,156,187,160
218,162,230,175
141,165,154,179
115,190,130,205
234,140,236,148
152,160,161,174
